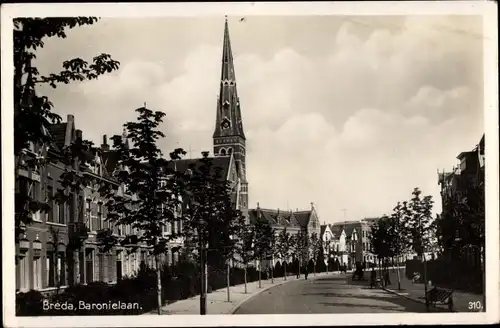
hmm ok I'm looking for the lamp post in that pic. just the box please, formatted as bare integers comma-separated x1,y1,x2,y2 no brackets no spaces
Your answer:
226,234,233,302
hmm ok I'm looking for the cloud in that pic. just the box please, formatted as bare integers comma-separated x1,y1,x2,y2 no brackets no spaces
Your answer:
35,16,484,223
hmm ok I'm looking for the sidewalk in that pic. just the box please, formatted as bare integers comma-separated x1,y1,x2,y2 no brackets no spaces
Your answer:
144,271,337,315
380,269,484,312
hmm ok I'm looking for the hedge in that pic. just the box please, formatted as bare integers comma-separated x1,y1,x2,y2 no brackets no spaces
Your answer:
405,258,483,293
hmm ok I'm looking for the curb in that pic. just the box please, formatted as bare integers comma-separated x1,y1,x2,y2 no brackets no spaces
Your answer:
230,272,340,314
382,287,425,305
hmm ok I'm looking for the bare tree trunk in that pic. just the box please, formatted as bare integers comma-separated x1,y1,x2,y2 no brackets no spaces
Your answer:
259,258,262,288
199,237,207,314
226,262,230,302
244,263,248,294
395,257,401,291
271,263,274,284
155,253,162,315
423,254,429,311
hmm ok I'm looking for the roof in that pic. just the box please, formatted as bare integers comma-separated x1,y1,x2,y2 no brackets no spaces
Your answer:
248,208,300,228
320,224,328,236
456,151,475,160
166,156,232,181
101,152,233,182
479,134,485,155
101,151,120,178
293,211,311,227
329,224,342,237
330,221,364,237
47,123,67,151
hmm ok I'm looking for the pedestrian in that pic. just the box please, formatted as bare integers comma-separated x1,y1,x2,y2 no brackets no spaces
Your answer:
304,266,309,280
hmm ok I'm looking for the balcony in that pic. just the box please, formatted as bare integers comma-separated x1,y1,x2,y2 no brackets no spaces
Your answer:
68,222,88,240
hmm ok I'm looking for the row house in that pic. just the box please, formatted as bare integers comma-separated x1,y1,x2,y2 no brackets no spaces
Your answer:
16,115,79,293
247,202,321,269
438,134,485,266
16,115,149,293
328,221,372,269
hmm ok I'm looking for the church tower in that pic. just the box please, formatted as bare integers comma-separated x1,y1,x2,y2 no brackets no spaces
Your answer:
213,17,248,210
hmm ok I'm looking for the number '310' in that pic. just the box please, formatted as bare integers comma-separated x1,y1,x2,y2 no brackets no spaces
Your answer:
468,301,483,311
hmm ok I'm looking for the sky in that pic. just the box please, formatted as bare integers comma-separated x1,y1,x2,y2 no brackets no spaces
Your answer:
33,15,485,224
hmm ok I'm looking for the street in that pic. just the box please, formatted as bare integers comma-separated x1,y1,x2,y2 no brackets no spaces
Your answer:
234,273,435,314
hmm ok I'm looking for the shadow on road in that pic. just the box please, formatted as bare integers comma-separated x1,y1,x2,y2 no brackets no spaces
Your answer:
318,302,411,312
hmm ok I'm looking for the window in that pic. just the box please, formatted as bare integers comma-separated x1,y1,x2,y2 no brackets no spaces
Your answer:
85,200,92,231
228,148,233,155
33,257,42,289
131,253,136,273
18,256,29,290
116,251,123,281
58,200,65,224
97,203,103,230
46,253,55,287
57,254,65,286
85,249,94,284
98,253,105,281
220,148,227,156
124,254,129,277
47,185,54,222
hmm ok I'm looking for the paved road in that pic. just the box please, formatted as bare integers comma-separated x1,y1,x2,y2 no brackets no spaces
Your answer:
234,273,435,314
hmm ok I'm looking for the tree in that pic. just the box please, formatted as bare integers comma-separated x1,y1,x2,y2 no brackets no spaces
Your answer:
14,17,120,236
276,228,292,280
268,230,278,283
370,216,392,282
179,151,245,309
309,232,321,275
233,223,255,294
97,106,186,315
405,187,435,309
387,202,410,290
253,216,274,288
290,230,308,277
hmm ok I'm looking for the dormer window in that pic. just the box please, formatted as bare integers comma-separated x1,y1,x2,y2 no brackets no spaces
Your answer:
223,100,230,108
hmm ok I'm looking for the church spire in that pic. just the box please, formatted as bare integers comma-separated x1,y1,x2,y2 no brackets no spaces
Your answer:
221,16,236,82
213,17,245,140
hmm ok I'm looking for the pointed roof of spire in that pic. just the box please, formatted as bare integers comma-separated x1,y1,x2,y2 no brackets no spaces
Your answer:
221,16,236,82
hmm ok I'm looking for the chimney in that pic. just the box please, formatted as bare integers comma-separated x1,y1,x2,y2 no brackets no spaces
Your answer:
67,114,74,123
75,129,82,139
257,202,260,209
101,134,110,152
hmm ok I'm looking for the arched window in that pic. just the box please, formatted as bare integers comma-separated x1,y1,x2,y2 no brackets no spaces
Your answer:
220,148,227,156
228,148,233,155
